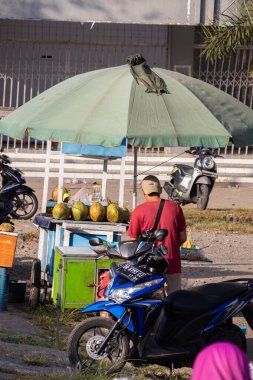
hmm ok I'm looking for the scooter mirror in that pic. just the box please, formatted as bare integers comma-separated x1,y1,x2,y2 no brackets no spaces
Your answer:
89,237,104,246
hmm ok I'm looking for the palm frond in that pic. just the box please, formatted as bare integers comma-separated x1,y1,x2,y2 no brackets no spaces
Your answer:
201,0,253,62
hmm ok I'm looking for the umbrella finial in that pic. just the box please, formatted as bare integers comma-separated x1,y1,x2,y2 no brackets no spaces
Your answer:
127,53,169,95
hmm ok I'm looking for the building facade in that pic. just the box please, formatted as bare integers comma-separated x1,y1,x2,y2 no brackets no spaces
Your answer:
0,0,252,152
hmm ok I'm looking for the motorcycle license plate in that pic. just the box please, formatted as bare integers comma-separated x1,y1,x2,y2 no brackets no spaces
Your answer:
117,262,149,283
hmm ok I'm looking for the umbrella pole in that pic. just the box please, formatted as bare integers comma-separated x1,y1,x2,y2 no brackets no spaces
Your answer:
133,147,138,209
57,144,65,203
119,156,126,207
102,159,108,201
38,140,51,270
41,140,51,212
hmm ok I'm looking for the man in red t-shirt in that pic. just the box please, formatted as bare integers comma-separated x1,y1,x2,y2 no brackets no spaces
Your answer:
128,175,186,295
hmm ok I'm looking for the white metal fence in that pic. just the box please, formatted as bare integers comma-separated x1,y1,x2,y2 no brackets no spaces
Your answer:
8,151,253,184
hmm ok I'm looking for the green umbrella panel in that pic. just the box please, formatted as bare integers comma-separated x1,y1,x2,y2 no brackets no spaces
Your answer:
0,64,252,148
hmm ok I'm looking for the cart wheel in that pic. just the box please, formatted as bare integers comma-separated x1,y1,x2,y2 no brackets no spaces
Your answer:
39,279,49,305
29,285,40,309
29,259,41,308
30,259,41,288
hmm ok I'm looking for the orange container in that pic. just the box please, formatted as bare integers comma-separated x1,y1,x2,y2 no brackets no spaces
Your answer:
0,232,18,268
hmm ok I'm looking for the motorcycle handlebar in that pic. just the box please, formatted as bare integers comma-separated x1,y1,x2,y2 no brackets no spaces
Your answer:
185,147,223,158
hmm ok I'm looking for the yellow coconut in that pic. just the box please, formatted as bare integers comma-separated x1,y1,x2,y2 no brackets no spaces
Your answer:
52,186,70,202
89,202,105,222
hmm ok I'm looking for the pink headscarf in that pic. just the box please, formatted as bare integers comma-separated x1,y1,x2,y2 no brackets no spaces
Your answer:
191,342,251,380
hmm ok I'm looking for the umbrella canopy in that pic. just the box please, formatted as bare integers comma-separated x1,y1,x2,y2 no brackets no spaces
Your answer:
0,65,252,148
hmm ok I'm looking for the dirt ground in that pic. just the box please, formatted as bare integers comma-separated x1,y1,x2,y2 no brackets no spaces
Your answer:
1,181,253,378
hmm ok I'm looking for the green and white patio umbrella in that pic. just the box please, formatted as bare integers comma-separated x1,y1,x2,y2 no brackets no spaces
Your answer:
0,64,252,148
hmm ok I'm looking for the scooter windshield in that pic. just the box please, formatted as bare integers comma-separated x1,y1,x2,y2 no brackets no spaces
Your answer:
117,240,151,259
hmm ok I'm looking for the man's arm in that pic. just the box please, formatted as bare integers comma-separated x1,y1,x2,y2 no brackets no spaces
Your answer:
179,230,187,245
127,209,141,240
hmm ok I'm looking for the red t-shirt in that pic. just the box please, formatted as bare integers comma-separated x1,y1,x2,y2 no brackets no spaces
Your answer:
127,199,186,274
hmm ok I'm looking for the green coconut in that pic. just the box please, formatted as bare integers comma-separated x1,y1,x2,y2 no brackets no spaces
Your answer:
89,202,105,222
52,203,70,220
71,201,88,221
106,203,122,223
122,207,131,223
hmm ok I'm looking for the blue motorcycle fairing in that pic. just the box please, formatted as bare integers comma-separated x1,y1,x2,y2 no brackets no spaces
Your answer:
202,298,248,334
81,300,135,332
15,184,35,194
1,183,30,195
133,300,164,336
107,274,166,301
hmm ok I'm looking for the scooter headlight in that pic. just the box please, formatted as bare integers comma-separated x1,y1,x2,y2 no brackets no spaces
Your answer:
109,278,164,304
203,157,214,170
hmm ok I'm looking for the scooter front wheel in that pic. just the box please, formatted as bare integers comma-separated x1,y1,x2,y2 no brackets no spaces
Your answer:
11,192,38,219
67,316,129,375
197,184,210,210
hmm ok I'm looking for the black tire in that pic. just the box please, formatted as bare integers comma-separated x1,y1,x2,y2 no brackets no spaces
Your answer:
28,259,41,309
207,323,247,352
197,184,210,210
11,192,38,219
30,259,41,288
67,317,129,375
29,285,40,309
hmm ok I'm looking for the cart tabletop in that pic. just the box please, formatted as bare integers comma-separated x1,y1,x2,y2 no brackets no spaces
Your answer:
62,221,128,233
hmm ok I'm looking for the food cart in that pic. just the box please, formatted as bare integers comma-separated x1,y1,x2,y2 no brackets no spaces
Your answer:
32,141,128,309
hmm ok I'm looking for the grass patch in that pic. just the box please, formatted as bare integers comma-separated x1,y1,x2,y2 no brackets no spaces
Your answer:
0,325,8,333
0,335,50,348
29,305,85,332
184,208,253,233
19,374,111,380
18,370,189,380
24,230,39,242
23,353,49,367
26,304,86,349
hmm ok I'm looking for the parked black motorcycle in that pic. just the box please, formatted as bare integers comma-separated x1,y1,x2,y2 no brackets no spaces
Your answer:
164,147,221,210
0,151,38,220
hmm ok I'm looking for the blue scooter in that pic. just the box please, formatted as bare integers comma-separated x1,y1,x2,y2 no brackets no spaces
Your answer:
67,229,253,375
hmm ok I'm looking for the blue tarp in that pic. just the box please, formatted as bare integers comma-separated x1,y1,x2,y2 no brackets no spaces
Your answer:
62,138,126,158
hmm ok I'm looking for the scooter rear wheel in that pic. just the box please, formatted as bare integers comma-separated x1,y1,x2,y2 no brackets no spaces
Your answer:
67,316,129,375
207,323,247,352
11,192,38,219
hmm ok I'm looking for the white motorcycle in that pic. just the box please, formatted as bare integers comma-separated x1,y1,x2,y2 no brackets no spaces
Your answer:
164,147,221,210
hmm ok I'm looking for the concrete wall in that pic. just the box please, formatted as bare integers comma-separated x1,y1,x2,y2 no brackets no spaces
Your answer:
0,0,236,25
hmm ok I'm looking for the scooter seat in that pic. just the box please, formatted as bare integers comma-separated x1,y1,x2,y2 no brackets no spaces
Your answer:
164,282,248,314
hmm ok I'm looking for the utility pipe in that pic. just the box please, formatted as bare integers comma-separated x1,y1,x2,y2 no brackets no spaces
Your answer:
214,0,221,21
200,0,206,24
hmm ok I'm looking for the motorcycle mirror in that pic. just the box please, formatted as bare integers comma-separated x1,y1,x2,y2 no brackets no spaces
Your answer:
154,229,168,241
140,229,155,241
89,237,104,246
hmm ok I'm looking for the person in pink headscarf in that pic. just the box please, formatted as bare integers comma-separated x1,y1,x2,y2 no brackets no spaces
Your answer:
191,342,251,380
